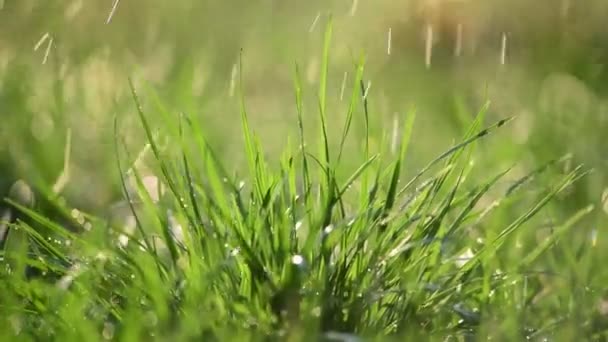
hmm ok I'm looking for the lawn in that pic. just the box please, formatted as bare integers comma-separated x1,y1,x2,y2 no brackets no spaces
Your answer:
1,1,608,340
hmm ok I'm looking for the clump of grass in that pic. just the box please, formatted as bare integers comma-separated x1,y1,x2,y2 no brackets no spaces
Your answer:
0,18,595,341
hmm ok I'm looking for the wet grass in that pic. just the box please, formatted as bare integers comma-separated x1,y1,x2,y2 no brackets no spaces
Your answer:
1,17,605,340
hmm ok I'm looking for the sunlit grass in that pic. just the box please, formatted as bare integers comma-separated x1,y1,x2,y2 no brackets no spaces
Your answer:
1,17,603,340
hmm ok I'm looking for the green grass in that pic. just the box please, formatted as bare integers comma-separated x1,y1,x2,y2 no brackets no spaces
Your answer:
1,16,605,341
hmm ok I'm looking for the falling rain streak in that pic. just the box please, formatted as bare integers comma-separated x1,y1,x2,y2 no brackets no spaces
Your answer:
424,24,433,68
387,27,392,55
500,33,507,66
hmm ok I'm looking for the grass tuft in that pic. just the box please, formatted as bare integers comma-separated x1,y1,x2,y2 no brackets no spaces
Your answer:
0,20,597,341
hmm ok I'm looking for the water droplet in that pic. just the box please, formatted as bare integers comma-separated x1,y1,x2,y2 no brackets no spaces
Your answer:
591,228,598,247
295,221,303,231
144,311,158,327
118,234,129,248
291,254,304,265
323,224,334,235
238,181,245,189
102,322,115,340
70,209,80,219
230,248,240,257
95,252,108,261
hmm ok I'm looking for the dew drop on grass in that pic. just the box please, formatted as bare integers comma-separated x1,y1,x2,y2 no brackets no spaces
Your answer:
295,221,302,231
323,224,334,235
118,234,129,248
291,254,304,265
70,209,80,219
230,247,240,257
144,311,158,327
602,188,608,213
102,322,115,340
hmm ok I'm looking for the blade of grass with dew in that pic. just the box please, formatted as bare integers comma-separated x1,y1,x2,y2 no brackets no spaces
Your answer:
293,63,312,213
318,15,333,173
451,155,573,228
4,199,85,246
452,165,590,284
397,117,513,198
380,110,416,232
519,204,594,268
118,131,181,268
411,105,490,211
113,115,166,276
189,128,240,223
128,78,198,240
2,222,30,279
337,55,365,164
237,50,264,204
443,167,513,239
177,115,208,261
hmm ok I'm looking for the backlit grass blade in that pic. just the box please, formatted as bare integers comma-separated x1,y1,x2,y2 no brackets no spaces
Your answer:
318,15,333,189
398,117,513,197
519,204,593,268
454,165,590,281
380,111,416,231
337,55,365,164
237,51,259,196
113,115,165,274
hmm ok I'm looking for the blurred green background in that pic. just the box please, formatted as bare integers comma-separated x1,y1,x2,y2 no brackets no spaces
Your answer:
0,0,607,229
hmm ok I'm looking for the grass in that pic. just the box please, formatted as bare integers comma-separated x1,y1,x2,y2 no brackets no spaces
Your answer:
1,16,605,341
